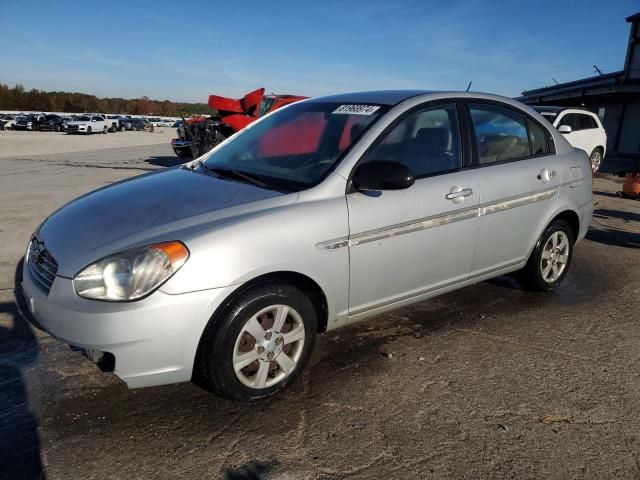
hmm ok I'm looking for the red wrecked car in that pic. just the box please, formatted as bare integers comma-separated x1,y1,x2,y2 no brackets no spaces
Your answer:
172,88,307,158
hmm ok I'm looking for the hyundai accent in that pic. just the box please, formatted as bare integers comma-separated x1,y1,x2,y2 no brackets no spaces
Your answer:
22,91,593,401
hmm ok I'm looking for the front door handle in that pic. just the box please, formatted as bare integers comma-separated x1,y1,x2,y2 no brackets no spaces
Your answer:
445,186,473,203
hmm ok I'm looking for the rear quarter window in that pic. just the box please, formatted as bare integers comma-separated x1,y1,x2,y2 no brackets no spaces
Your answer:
526,118,554,156
579,114,598,130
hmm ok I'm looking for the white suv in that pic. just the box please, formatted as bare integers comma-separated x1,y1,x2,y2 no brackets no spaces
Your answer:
533,106,607,172
65,114,109,135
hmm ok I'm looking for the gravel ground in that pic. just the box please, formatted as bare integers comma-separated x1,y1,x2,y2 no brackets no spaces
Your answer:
0,129,177,159
0,142,638,479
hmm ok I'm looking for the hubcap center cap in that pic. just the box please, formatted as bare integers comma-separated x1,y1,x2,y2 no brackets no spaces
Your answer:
258,332,284,361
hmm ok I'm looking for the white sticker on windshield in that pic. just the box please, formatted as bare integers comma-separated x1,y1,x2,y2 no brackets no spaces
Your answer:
333,104,381,115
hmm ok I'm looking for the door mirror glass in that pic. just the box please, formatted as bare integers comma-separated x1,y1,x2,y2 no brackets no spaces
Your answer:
558,125,572,134
352,161,415,191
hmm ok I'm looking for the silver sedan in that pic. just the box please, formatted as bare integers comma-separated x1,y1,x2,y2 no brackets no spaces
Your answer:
22,91,593,401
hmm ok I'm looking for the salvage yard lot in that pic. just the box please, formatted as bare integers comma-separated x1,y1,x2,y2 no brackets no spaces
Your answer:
0,128,177,159
1,136,639,479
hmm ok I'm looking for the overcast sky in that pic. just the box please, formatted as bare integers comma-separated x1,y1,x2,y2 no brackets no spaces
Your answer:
0,0,637,102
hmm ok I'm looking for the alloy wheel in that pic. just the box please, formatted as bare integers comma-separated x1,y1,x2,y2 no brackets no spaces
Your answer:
540,231,569,283
232,304,305,389
590,150,602,173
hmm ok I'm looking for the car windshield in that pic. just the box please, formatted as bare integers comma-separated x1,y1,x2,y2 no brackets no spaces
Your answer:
16,116,26,121
77,116,91,121
203,101,387,191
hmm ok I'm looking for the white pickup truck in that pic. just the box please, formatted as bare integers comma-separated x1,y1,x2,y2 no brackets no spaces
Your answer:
65,114,109,135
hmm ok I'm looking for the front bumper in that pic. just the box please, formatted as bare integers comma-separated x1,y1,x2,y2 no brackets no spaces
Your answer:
22,263,236,388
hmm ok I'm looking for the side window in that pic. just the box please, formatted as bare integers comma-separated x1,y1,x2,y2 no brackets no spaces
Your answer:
469,104,529,164
526,118,553,156
362,104,460,177
558,113,579,131
579,114,598,130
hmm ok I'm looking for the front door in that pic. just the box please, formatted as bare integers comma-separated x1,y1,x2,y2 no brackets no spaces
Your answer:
347,103,479,316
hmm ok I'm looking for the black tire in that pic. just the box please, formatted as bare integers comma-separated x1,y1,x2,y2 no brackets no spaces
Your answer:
54,124,60,132
87,127,92,135
102,126,108,134
195,282,317,401
516,219,574,292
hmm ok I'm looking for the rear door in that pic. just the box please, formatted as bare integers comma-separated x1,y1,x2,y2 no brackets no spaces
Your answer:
466,101,560,276
347,102,480,316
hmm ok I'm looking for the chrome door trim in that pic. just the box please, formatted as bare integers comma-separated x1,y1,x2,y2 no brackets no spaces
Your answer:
318,186,558,251
479,188,556,216
350,207,478,246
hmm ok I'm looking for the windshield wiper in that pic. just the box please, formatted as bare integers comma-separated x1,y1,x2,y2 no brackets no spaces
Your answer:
203,165,272,190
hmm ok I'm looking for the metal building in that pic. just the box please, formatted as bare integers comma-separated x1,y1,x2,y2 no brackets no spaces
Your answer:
518,12,640,172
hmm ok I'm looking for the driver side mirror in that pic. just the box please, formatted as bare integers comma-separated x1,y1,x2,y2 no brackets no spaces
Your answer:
558,125,572,134
352,161,415,191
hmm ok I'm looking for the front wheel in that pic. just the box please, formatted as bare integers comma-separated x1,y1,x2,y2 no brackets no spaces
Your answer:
517,220,574,292
86,127,92,135
102,126,108,134
196,283,317,401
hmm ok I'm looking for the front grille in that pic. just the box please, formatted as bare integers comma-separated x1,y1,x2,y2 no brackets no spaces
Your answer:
67,125,80,132
27,239,58,294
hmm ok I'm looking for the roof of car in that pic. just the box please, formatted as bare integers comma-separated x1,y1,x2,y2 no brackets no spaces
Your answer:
309,90,433,106
531,106,593,114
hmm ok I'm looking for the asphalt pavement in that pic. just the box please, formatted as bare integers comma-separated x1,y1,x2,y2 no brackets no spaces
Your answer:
0,143,638,479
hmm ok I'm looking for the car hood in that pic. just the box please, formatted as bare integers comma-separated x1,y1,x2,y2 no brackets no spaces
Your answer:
66,121,91,125
38,167,291,277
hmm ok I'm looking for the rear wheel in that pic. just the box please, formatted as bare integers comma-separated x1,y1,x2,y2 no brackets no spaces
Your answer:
590,148,603,173
196,283,317,401
102,126,107,134
517,220,574,292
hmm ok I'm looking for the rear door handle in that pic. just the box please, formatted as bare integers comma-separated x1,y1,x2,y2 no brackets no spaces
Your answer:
445,187,473,203
537,168,557,182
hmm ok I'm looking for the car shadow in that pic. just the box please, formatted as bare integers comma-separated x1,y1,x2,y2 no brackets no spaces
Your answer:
144,156,187,168
593,190,622,199
593,208,640,223
586,228,639,248
223,460,280,480
0,259,46,479
588,209,640,248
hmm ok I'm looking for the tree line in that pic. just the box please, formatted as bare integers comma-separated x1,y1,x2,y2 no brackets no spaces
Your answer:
0,84,212,117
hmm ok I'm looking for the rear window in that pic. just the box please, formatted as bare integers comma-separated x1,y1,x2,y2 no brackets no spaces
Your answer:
470,103,553,163
470,104,530,164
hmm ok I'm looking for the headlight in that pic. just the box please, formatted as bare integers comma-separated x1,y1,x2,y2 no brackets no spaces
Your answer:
73,241,189,301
